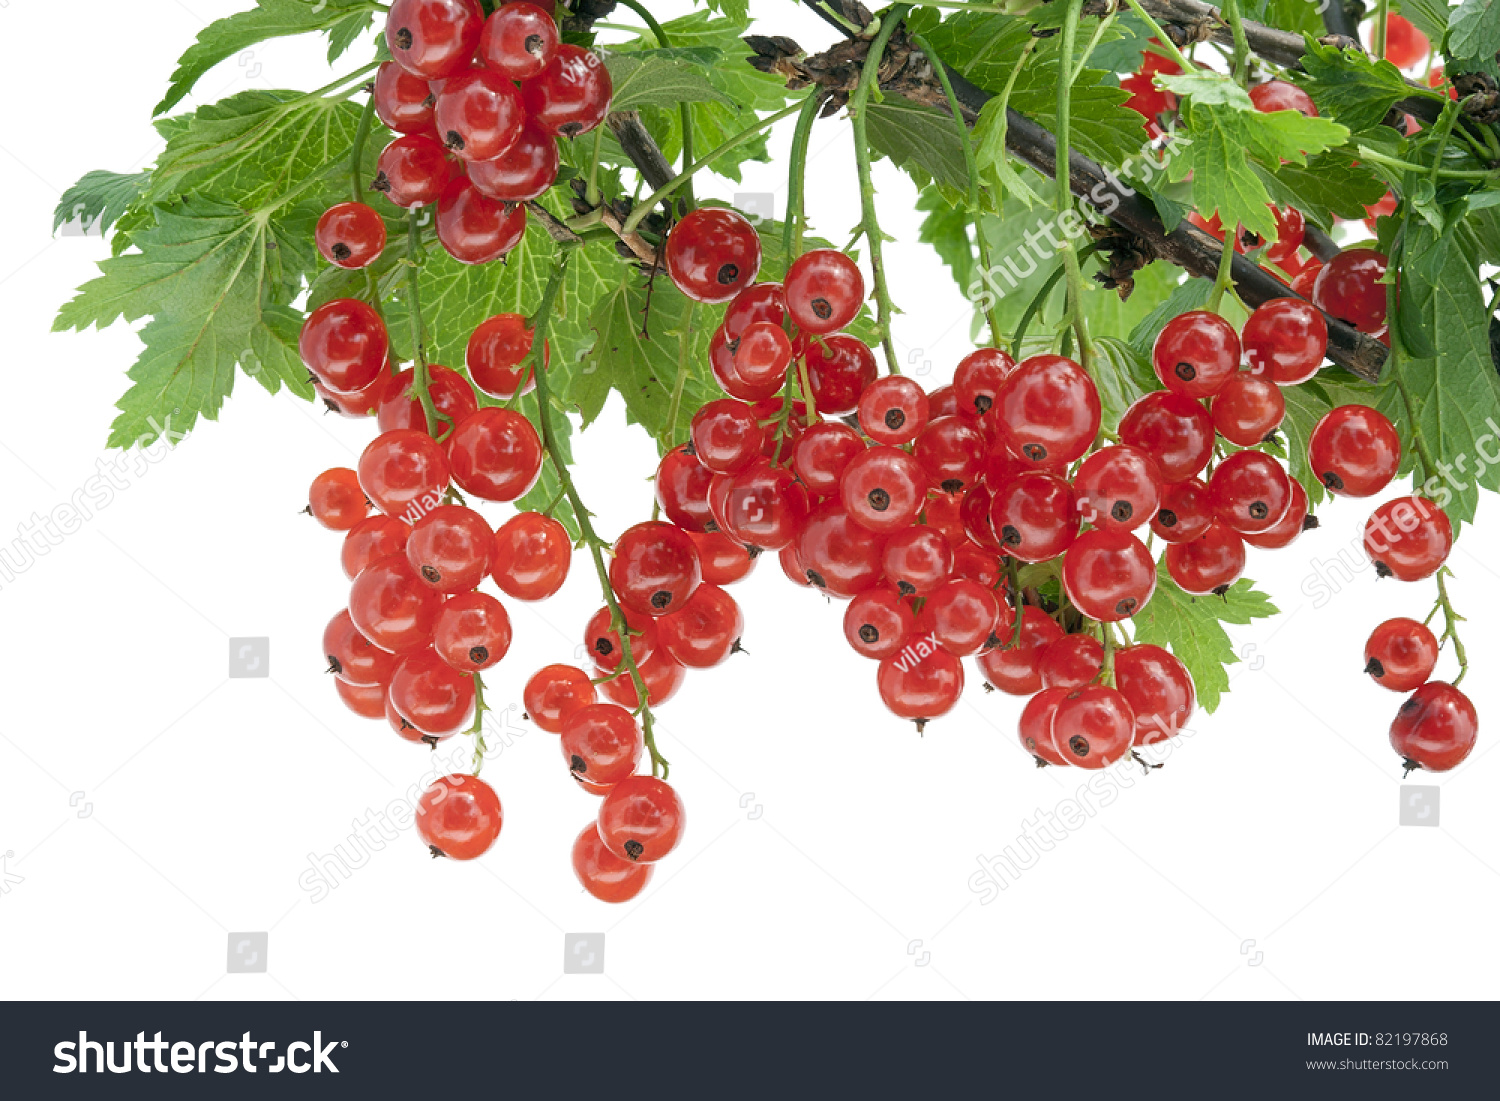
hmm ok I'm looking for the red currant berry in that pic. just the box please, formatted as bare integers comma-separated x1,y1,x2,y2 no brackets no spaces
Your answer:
655,445,715,532
658,583,743,668
709,325,778,402
1038,633,1103,689
468,121,560,201
914,416,986,494
336,678,388,719
573,823,653,902
1152,310,1240,399
1018,687,1072,766
308,467,369,531
951,543,1003,589
1062,528,1157,621
1051,685,1136,768
479,1,558,80
609,521,702,616
432,591,512,673
436,179,527,263
350,553,444,652
916,578,1001,656
995,354,1101,466
358,429,451,517
843,586,915,659
1151,478,1213,544
342,515,410,579
959,481,1008,553
1364,617,1439,692
598,648,688,708
792,421,865,496
524,664,596,732
301,298,389,394
1241,476,1312,550
858,377,929,446
665,207,762,305
1165,521,1246,594
406,504,492,592
784,249,864,335
1374,13,1429,67
796,501,888,597
434,68,524,161
921,490,968,547
734,322,793,390
1312,249,1388,334
1248,80,1317,116
988,471,1078,562
796,335,873,415
561,703,643,787
723,283,786,343
387,0,484,79
690,399,764,475
1210,373,1286,446
315,375,387,418
1119,390,1216,483
1265,205,1306,264
977,606,1064,695
840,446,926,534
877,643,964,725
373,133,454,208
1072,445,1163,531
882,525,953,597
316,202,387,269
522,43,612,137
953,348,1017,418
415,774,503,860
446,408,544,501
374,61,438,133
1389,682,1477,773
1207,450,1292,534
376,365,480,440
1308,404,1401,497
689,530,757,585
324,609,398,686
1364,496,1452,581
597,776,685,863
716,460,810,550
390,649,477,736
584,604,657,673
1115,644,1195,745
466,312,547,401
492,511,570,600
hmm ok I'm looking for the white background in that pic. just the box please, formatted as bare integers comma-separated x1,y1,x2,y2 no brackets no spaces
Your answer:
1,0,1497,1002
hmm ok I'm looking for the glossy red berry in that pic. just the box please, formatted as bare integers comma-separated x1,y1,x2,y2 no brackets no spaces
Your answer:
1115,644,1195,745
479,1,558,80
1364,617,1439,692
597,647,688,709
1308,404,1401,497
715,460,810,550
434,68,524,161
856,377,928,447
1018,687,1072,766
1241,476,1312,550
1207,450,1292,534
917,578,1001,656
573,824,653,902
387,0,484,79
877,643,964,724
358,429,451,517
989,471,1078,563
881,525,953,597
446,408,544,501
995,354,1101,466
1248,80,1317,116
1062,528,1157,621
784,249,865,334
1374,13,1429,68
597,776,685,863
524,664,596,732
843,586,915,659
951,543,1002,589
804,335,877,415
840,446,926,534
690,399,764,475
1266,204,1306,263
373,133,454,208
1364,496,1452,581
689,530,757,585
1389,682,1477,773
349,553,443,653
416,774,502,860
792,421,865,496
376,365,479,440
584,604,657,673
389,649,477,736
522,43,612,137
1152,310,1240,399
666,207,762,305
561,704,643,787
796,502,887,597
1211,374,1286,446
724,283,786,342
468,121,560,201
1072,445,1163,532
1313,249,1388,333
343,515,410,580
655,446,715,532
324,609,398,686
1119,390,1215,483
609,521,702,616
953,348,1017,419
466,312,547,401
315,375,387,418
316,202,387,269
913,416,986,494
308,467,369,531
733,322,793,390
1243,298,1327,385
407,504,493,592
977,606,1064,696
709,325,778,402
374,61,438,134
301,299,389,394
436,179,527,263
1051,685,1135,768
491,511,570,600
1165,521,1246,594
658,584,743,668
432,591,512,673
336,678,388,720
1038,633,1103,689
1150,478,1213,544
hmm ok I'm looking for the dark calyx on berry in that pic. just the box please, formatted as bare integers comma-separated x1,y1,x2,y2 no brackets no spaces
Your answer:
570,755,586,773
1022,444,1047,461
1175,362,1196,381
884,409,906,430
1248,500,1269,520
594,638,614,657
331,243,352,261
1303,515,1320,530
898,581,916,596
1374,561,1393,579
394,27,413,48
1110,501,1133,522
868,488,891,511
1115,597,1138,615
1321,471,1344,490
716,263,740,286
859,624,880,644
1068,735,1090,757
525,33,544,55
446,130,466,151
421,565,442,583
469,646,489,665
371,172,391,193
1365,657,1385,678
1001,524,1022,547
650,589,674,610
974,395,992,415
941,478,964,494
811,297,833,320
806,569,826,588
326,656,343,675
1157,509,1177,527
623,840,645,860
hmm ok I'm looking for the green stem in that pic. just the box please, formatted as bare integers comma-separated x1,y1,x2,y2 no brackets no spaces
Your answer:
850,5,910,375
1434,569,1469,686
405,211,442,439
1054,0,1094,369
1425,107,1462,191
528,251,669,777
913,31,1004,347
586,125,605,207
784,91,823,261
1072,10,1117,83
1207,224,1240,313
349,92,377,205
1119,0,1195,72
1010,243,1099,353
1221,0,1252,86
1357,147,1497,180
616,0,694,206
1373,0,1390,60
469,673,489,775
621,97,811,235
307,61,381,102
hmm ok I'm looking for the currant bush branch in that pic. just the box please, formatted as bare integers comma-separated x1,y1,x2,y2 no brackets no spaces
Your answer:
1053,0,1094,370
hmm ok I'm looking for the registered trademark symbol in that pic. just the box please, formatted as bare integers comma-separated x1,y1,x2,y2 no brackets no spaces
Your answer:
341,1041,349,1048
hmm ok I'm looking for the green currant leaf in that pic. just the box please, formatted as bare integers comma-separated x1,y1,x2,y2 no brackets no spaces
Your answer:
53,170,150,237
1133,574,1280,713
1449,0,1500,61
603,48,735,112
865,97,971,196
916,186,976,305
1257,152,1388,229
1296,38,1426,133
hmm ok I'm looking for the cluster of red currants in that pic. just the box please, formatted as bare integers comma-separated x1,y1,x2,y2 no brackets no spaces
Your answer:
314,0,610,276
